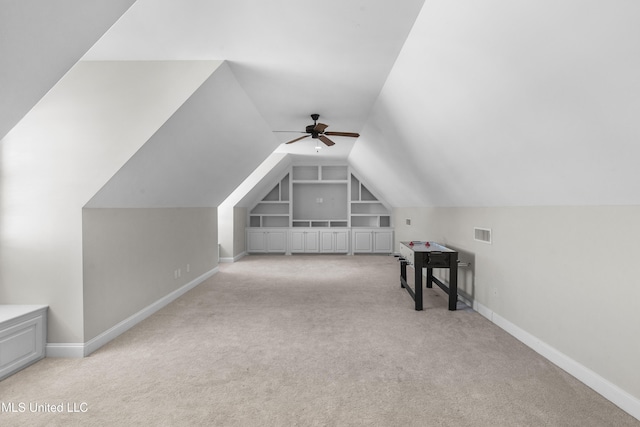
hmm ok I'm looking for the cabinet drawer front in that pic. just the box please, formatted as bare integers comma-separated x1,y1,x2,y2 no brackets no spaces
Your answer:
0,315,45,379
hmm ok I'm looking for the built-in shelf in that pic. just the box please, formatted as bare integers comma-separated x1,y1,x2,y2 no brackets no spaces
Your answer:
248,166,391,230
249,173,291,228
292,165,319,181
349,174,391,227
292,165,348,182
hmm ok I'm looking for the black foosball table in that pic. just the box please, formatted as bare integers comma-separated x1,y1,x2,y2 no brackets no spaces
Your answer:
399,241,459,311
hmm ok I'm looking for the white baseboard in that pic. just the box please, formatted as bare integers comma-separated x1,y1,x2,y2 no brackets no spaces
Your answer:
45,267,219,359
474,301,640,422
46,343,85,358
219,252,246,263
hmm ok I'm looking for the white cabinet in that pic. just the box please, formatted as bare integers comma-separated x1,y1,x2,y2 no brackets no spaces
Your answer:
246,229,287,253
290,229,319,253
373,230,394,253
352,229,373,252
352,229,394,254
320,230,349,253
0,305,48,381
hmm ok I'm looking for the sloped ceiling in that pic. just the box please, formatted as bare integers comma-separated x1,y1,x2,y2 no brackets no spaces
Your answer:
350,0,640,207
0,0,135,140
82,0,426,152
4,1,639,210
2,60,221,222
86,62,281,207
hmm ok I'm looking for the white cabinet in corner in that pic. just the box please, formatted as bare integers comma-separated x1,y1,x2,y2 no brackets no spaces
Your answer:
320,230,349,253
246,229,287,253
0,305,48,381
290,229,319,253
352,229,394,254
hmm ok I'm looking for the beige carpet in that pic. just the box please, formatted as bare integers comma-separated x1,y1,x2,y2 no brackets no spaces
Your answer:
1,255,637,426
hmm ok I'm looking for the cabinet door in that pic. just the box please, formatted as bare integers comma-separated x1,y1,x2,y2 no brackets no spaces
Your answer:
247,231,266,252
291,230,318,253
266,231,287,253
320,231,335,252
334,231,349,253
305,231,319,252
352,230,373,253
373,230,393,253
290,231,306,252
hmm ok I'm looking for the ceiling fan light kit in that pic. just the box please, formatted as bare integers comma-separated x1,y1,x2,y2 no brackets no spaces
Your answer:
279,114,360,147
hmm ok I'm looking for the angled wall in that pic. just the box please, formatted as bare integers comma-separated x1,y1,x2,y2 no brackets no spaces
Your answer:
82,62,282,347
0,60,221,344
82,207,218,343
85,62,281,208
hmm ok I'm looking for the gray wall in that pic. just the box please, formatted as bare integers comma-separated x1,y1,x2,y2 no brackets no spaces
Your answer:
393,205,640,402
233,207,247,257
82,207,218,341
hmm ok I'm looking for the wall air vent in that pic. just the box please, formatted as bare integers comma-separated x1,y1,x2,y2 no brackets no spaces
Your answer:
474,227,492,244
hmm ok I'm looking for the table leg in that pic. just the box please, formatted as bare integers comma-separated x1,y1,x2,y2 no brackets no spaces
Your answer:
449,256,458,311
414,256,423,311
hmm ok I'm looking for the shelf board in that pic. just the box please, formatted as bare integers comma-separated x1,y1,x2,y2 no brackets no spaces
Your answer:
292,180,348,184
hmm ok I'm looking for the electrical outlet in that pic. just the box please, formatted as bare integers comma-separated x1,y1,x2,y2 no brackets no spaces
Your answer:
405,218,411,226
186,264,190,273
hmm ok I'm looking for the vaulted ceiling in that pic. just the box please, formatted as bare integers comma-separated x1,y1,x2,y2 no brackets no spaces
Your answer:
2,0,640,208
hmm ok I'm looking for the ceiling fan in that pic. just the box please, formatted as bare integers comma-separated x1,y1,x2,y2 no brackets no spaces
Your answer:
277,114,360,146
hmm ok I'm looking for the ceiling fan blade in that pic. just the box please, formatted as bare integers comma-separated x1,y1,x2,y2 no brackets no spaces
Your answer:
319,135,335,146
285,135,310,144
324,131,360,138
314,122,329,132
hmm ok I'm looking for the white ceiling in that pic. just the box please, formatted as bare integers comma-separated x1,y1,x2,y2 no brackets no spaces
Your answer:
83,0,426,154
3,0,640,208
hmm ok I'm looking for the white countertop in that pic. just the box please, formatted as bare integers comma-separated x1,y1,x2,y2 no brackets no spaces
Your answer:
0,305,48,324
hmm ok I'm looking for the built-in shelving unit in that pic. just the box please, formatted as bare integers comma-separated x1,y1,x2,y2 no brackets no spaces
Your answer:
349,174,391,228
246,164,393,254
249,173,290,228
291,165,349,228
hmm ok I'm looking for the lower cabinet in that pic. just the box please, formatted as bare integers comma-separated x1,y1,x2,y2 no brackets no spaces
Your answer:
246,229,287,253
290,229,319,253
320,230,349,253
246,228,392,254
0,305,48,381
352,229,394,254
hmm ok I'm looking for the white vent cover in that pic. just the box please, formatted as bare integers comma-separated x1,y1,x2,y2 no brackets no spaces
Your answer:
474,227,492,244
